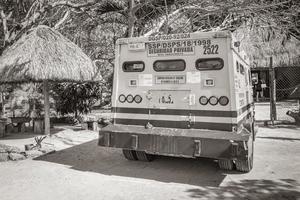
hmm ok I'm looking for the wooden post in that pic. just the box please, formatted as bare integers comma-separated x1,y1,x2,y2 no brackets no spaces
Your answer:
43,80,50,135
269,57,277,125
0,91,4,116
128,0,135,37
164,0,169,34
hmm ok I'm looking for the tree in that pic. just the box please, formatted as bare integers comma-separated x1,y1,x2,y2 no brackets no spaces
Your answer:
1,1,299,53
51,82,102,118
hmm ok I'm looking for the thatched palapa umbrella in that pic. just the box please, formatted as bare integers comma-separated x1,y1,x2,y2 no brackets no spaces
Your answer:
0,25,98,135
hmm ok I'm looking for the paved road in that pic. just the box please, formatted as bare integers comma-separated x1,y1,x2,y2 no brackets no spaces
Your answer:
0,126,300,200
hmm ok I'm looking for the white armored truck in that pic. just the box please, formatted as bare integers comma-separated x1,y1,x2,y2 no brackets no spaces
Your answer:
99,31,256,172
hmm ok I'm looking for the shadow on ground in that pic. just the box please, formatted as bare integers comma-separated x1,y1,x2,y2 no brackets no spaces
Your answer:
52,124,84,132
0,128,64,140
255,121,298,128
186,179,300,200
257,136,300,141
35,139,231,187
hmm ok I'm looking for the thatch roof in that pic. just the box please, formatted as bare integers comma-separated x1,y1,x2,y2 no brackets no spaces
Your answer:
233,26,300,68
0,25,99,83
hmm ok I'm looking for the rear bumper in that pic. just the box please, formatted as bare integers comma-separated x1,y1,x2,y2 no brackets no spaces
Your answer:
99,124,251,160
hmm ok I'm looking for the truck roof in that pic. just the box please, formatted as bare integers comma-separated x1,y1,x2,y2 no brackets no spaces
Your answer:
116,31,232,45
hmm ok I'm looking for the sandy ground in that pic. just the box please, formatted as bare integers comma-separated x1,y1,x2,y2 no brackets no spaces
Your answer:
255,101,299,122
0,125,300,200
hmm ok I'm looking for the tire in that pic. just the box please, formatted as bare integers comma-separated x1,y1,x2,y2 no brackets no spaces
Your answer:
135,151,155,162
122,149,138,161
218,159,234,170
235,156,253,172
235,138,254,172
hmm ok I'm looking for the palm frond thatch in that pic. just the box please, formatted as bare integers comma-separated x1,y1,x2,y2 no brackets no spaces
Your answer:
0,25,98,83
233,25,300,68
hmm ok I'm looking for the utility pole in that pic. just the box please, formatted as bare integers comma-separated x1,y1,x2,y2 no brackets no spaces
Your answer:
269,56,277,125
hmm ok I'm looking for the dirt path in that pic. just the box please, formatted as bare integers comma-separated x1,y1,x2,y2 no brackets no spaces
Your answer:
0,126,299,200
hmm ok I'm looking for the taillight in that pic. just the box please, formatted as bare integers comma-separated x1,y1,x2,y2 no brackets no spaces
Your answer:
219,96,229,106
119,94,126,103
126,94,134,103
119,94,143,103
199,96,209,105
134,95,142,103
209,96,218,105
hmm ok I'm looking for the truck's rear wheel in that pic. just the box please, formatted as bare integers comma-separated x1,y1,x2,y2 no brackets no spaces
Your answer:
218,159,234,170
135,151,155,162
235,138,254,172
235,155,253,172
122,149,138,160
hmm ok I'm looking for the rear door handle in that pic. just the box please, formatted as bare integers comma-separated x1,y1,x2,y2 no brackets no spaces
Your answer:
189,94,195,105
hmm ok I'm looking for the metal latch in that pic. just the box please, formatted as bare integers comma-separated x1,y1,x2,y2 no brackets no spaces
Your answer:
189,94,196,105
194,140,202,157
146,91,152,100
187,114,195,128
104,132,111,147
131,135,138,150
231,142,239,156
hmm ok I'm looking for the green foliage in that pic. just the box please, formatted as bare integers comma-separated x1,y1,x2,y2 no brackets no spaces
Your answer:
51,82,103,117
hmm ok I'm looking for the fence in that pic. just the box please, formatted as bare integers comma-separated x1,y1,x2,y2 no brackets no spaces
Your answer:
274,67,300,123
275,67,300,101
253,66,300,123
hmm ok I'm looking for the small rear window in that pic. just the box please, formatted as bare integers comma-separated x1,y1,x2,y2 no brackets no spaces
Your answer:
123,61,145,72
236,61,240,72
196,58,224,71
153,60,185,72
248,69,252,85
240,64,245,75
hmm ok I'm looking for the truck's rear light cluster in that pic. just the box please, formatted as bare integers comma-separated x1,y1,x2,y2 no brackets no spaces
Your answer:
134,95,142,103
118,94,126,103
118,94,143,103
199,96,209,105
126,94,134,103
199,96,229,106
218,96,229,106
209,96,218,105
